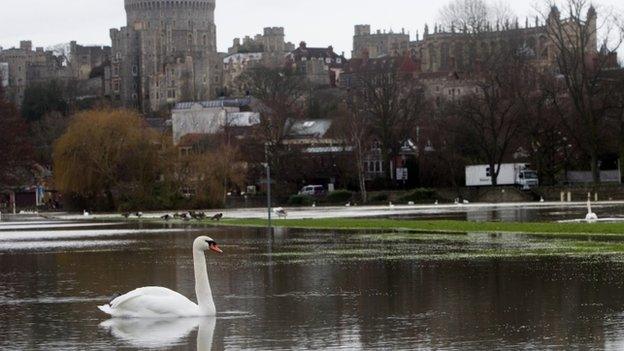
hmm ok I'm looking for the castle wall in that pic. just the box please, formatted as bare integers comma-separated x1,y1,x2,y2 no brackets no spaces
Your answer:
109,0,221,114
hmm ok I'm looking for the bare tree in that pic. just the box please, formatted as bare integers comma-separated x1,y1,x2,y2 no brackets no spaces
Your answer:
541,0,623,183
347,58,428,184
238,66,308,194
443,44,531,186
438,0,512,34
337,102,371,203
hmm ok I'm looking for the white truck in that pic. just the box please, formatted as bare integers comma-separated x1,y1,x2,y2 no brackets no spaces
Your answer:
465,163,539,189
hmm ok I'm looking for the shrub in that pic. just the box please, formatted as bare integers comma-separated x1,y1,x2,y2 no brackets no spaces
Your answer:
325,190,353,204
370,193,389,203
399,188,437,203
288,195,314,206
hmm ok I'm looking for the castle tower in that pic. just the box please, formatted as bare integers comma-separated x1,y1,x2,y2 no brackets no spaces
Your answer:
109,0,222,113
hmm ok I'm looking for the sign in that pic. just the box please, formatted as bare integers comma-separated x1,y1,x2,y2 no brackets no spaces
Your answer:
396,168,408,181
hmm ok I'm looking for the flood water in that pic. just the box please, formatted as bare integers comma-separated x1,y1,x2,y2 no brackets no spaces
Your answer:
3,219,624,350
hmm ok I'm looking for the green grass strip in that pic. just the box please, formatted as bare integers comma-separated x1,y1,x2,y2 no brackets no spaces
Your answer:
210,218,624,236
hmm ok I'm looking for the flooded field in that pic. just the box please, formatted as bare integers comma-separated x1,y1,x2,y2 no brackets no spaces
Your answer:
2,218,624,350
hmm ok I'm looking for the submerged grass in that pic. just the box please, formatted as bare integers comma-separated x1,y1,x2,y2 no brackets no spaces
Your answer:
211,218,624,236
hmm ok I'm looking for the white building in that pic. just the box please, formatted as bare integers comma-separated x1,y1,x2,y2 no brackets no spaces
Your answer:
171,98,260,145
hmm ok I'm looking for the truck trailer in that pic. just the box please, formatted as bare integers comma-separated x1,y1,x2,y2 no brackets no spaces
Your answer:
465,163,539,189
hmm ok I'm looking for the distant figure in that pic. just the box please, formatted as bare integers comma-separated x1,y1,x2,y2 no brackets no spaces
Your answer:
134,212,143,218
408,201,415,206
540,197,545,203
454,198,460,205
389,202,395,208
586,193,598,222
274,207,288,218
345,202,351,207
211,213,224,221
312,202,316,208
83,210,91,217
434,200,439,205
181,212,192,221
463,200,470,205
121,212,130,219
161,214,174,221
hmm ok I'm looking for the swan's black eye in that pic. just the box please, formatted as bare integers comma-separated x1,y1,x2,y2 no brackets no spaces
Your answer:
205,240,216,246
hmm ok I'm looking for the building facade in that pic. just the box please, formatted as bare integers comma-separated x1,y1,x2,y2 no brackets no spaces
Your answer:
353,6,598,75
108,0,223,114
228,27,295,55
288,42,347,86
223,27,295,95
0,41,69,106
69,41,111,81
352,25,411,59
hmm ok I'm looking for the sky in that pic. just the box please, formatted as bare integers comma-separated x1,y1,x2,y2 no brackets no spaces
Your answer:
0,0,621,57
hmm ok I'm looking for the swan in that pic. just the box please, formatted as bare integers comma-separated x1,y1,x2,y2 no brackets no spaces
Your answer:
586,193,598,222
98,236,223,318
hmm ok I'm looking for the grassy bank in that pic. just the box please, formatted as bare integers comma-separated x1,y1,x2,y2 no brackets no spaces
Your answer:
211,218,624,236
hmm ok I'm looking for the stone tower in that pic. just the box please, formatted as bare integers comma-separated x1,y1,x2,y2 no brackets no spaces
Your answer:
109,0,222,113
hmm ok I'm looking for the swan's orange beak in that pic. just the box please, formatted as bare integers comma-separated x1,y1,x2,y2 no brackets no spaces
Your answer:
210,244,223,254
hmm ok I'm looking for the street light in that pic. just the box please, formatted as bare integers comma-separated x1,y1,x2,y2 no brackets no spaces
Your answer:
265,143,272,230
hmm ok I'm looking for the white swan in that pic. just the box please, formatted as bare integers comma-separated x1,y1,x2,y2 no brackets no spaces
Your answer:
586,193,598,222
98,236,222,318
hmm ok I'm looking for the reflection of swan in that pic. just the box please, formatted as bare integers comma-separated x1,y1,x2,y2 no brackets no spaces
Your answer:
98,236,223,317
100,317,216,350
586,193,598,222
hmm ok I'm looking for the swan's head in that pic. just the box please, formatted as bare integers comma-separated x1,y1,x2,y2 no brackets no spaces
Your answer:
194,236,223,254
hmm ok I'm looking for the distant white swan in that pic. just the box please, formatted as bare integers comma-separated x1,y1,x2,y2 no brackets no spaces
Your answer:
98,236,222,318
586,193,598,222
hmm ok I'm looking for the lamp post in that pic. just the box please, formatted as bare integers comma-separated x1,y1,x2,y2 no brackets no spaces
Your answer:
265,143,272,230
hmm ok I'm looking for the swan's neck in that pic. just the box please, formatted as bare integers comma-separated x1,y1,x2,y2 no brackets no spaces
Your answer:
193,249,216,315
587,199,593,214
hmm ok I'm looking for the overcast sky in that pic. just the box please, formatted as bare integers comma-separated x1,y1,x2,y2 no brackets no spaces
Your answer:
0,0,621,57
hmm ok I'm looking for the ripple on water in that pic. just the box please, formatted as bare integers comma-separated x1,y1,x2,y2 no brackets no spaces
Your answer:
0,240,137,252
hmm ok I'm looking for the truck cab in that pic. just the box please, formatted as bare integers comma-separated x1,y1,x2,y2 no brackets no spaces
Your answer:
518,169,539,190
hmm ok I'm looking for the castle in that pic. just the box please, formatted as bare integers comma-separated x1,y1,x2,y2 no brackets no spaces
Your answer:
352,6,598,74
107,0,223,113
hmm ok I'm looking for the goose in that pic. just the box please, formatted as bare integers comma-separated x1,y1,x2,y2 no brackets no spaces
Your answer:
134,212,143,218
586,193,598,222
122,212,131,219
98,236,223,318
211,213,223,221
161,214,174,221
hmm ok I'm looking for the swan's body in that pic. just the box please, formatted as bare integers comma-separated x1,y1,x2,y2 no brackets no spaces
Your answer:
586,194,598,222
98,236,222,318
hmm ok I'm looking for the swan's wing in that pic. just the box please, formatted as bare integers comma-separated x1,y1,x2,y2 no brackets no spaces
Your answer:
110,287,178,309
106,287,198,317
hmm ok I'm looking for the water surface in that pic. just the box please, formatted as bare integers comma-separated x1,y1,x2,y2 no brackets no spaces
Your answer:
1,219,624,350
